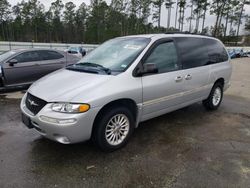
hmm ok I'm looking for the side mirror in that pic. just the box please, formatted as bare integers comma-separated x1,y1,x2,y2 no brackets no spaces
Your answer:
8,59,18,66
144,63,158,74
134,63,158,77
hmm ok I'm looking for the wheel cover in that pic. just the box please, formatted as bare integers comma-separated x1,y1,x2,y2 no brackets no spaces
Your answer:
105,114,130,146
212,87,222,106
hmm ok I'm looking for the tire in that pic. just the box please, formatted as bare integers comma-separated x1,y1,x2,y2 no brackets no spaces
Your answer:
92,106,135,152
203,82,223,110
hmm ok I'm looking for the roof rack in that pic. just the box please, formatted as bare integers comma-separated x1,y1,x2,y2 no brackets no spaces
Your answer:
164,31,212,37
165,31,191,34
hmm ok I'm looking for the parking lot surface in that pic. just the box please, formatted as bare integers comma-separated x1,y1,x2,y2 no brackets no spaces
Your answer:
0,58,250,188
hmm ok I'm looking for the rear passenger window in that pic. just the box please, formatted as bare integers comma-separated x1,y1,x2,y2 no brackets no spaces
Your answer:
144,41,179,73
175,37,209,69
39,50,64,60
204,39,228,63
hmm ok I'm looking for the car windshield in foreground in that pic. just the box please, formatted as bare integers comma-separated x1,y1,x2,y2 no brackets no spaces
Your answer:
71,37,150,73
0,51,17,62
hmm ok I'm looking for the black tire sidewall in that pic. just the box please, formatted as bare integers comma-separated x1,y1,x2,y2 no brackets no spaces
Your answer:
205,83,223,110
94,106,135,152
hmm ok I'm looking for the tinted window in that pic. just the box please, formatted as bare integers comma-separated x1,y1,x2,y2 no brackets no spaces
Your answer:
14,51,41,63
175,37,209,69
69,51,78,54
144,41,178,73
204,39,228,63
39,50,64,60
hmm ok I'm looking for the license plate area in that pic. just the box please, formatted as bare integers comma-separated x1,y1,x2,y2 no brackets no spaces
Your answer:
22,113,33,129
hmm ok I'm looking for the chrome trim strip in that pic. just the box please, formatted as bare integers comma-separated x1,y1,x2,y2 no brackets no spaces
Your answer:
143,84,212,106
143,92,183,106
21,95,35,116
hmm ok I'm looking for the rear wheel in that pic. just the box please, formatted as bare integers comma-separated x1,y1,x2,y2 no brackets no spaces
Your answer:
203,83,223,110
92,106,135,152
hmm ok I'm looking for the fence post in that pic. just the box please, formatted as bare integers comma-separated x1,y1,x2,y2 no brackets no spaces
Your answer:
9,41,11,50
31,40,34,48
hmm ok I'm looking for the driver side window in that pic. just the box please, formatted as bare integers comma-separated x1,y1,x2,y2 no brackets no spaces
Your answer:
14,51,40,63
144,41,178,73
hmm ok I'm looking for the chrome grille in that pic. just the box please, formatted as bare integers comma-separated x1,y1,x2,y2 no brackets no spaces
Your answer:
25,93,47,115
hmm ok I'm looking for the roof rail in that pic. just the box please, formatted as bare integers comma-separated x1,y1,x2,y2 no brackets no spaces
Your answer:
165,31,191,34
164,31,212,37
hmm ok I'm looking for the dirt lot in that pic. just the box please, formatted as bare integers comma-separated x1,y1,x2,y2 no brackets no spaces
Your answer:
0,58,250,188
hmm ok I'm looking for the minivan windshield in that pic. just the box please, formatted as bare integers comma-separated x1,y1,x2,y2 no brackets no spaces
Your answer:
74,37,150,72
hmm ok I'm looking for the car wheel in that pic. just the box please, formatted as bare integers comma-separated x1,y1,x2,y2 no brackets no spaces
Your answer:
203,83,223,110
93,106,135,152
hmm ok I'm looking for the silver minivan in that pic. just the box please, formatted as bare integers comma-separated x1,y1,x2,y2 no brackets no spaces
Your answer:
21,34,232,151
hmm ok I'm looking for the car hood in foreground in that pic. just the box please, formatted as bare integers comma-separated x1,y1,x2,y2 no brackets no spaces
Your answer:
28,69,112,102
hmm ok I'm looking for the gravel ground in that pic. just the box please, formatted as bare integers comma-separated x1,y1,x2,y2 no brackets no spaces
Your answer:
0,58,250,188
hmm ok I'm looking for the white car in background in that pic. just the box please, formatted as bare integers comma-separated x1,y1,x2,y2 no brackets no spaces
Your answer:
246,51,250,57
65,47,86,58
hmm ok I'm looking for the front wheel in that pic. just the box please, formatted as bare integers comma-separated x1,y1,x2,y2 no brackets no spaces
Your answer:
203,83,223,110
92,106,135,152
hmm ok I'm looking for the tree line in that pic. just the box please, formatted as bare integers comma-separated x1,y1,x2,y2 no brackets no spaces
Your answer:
0,0,249,44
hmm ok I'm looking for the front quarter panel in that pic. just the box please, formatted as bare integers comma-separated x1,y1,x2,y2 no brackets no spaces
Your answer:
71,72,143,109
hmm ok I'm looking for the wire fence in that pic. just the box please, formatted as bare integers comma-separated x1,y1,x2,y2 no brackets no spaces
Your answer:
227,46,250,51
0,41,99,54
0,41,250,55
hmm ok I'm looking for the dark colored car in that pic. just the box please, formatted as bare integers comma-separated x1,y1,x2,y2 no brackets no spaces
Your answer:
0,49,80,89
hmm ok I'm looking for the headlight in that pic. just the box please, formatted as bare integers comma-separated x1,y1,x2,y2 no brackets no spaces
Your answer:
51,103,90,113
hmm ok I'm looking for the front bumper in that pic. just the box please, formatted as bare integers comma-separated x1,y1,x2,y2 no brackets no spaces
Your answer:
20,94,101,144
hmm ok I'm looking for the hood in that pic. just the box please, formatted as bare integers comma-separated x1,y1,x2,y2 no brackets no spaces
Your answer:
28,69,112,102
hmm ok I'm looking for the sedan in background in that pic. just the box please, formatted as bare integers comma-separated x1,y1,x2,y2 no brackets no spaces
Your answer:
66,47,86,58
227,49,237,59
0,49,80,89
235,48,250,58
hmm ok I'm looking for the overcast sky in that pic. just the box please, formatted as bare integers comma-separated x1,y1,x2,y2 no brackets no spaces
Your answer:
8,0,250,34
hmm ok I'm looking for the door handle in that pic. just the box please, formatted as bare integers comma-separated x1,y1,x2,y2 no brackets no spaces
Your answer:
185,74,192,80
175,76,183,82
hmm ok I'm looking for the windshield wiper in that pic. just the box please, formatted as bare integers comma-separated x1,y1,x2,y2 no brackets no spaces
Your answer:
66,65,99,74
77,62,111,75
